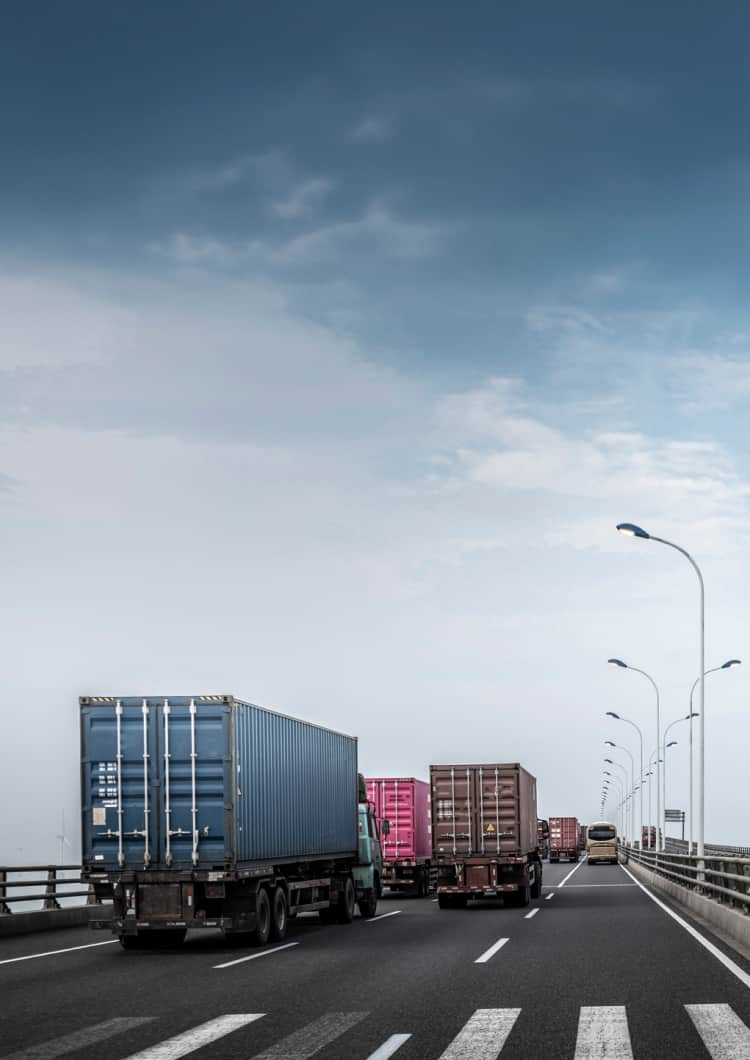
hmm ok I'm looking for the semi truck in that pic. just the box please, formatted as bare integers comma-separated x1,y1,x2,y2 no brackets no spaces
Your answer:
431,763,542,908
365,777,434,896
80,695,383,949
548,816,579,863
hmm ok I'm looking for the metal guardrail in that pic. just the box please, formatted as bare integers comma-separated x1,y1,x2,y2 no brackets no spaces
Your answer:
626,845,750,913
664,837,750,858
0,866,95,914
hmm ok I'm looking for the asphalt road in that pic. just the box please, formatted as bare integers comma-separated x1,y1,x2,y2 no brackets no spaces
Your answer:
3,859,750,1058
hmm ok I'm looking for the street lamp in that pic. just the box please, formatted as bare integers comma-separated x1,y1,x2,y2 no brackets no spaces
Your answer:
645,751,663,850
616,522,705,860
687,660,740,852
605,712,644,848
604,759,631,842
661,713,698,846
605,741,635,845
608,656,661,849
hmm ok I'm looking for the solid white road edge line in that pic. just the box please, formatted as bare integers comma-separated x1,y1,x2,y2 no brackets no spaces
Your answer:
474,937,510,964
367,911,402,922
0,939,119,966
213,942,299,969
524,908,539,919
620,865,750,990
365,1034,413,1060
557,860,585,888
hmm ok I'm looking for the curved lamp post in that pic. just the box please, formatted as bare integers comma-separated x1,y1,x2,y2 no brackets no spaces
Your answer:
661,713,698,846
606,712,644,848
608,656,661,848
687,661,740,852
616,522,705,859
605,741,635,844
604,758,631,842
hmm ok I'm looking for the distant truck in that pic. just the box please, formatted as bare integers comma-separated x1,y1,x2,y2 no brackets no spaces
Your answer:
80,695,383,949
431,763,542,908
537,819,550,860
578,823,587,851
365,777,434,896
548,817,579,863
642,826,657,850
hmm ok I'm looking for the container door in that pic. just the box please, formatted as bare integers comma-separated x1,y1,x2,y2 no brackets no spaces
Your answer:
81,699,160,869
431,767,475,856
382,780,416,862
156,698,231,868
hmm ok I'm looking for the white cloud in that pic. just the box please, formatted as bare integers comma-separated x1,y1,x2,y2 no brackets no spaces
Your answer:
670,352,750,413
352,116,393,142
271,177,334,220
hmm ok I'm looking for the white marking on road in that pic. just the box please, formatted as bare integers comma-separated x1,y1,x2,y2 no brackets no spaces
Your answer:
251,1012,367,1058
365,1034,412,1059
524,908,539,919
122,1015,264,1060
367,910,402,922
0,939,118,966
1,1018,155,1060
545,893,555,900
432,898,439,902
557,860,585,887
563,884,637,888
474,937,510,964
686,1003,750,1058
621,865,750,990
213,942,299,969
574,1006,633,1059
438,1008,521,1059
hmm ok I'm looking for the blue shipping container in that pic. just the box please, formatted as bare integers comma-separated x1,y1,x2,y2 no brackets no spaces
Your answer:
80,695,358,870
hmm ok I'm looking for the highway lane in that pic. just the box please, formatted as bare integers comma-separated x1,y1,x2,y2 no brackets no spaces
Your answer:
3,859,750,1057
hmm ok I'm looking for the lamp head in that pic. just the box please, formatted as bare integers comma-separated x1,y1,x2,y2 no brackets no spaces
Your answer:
604,741,616,747
606,711,620,719
604,758,613,764
666,740,677,748
616,522,650,539
721,659,742,669
608,658,627,668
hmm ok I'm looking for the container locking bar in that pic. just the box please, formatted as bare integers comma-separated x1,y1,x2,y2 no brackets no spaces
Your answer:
163,700,172,867
115,700,124,867
142,699,150,867
450,768,457,856
494,767,500,855
189,698,199,866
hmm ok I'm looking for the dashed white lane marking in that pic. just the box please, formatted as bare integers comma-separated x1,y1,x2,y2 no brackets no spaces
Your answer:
365,1034,413,1059
686,1004,750,1058
1,1018,155,1060
251,1012,367,1058
562,884,637,888
474,937,510,964
545,893,555,900
367,911,402,922
574,1006,633,1059
621,865,750,990
432,898,439,902
524,908,539,920
557,860,585,888
438,1008,520,1059
213,942,299,969
0,939,118,966
122,1015,264,1060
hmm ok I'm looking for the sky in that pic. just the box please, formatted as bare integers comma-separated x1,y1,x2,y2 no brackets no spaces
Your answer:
2,2,750,862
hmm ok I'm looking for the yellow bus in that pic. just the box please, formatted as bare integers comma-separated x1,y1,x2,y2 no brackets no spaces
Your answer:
586,821,618,864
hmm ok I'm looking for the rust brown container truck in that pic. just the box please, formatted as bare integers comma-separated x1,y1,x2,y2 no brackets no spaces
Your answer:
430,763,541,908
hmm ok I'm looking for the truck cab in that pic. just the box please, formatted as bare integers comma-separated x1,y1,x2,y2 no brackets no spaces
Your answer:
353,802,383,917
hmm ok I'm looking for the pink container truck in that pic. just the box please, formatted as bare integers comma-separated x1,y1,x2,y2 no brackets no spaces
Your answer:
365,777,434,896
549,816,580,862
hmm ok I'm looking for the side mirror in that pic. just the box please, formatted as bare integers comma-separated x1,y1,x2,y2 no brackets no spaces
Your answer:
381,819,391,837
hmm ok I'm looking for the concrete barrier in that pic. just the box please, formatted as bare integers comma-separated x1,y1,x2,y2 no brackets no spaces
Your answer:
628,858,750,955
0,905,109,938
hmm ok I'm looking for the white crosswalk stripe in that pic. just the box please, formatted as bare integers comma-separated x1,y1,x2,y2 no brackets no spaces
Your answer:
364,1034,412,1059
437,1008,521,1059
574,1007,633,1059
0,1018,155,1060
250,1011,368,1058
120,1015,264,1060
686,1004,750,1059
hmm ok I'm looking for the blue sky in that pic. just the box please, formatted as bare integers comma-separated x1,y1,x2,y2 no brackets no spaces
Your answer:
2,3,750,857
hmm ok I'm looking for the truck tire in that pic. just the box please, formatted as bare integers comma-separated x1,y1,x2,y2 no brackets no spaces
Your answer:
358,887,378,918
515,885,531,908
338,877,356,923
530,864,542,899
254,888,271,945
118,935,143,950
270,886,288,941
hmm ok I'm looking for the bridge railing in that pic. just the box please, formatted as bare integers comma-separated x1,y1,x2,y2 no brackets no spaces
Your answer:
626,845,750,913
0,866,95,914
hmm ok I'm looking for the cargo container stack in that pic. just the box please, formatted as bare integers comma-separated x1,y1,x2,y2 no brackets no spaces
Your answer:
548,817,579,862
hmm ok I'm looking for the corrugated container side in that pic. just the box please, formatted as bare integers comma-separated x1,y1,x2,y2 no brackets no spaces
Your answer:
235,700,358,862
365,778,431,860
549,816,579,849
430,763,538,858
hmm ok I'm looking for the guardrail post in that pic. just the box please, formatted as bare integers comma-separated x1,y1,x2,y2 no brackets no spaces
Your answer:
43,868,61,910
0,870,11,914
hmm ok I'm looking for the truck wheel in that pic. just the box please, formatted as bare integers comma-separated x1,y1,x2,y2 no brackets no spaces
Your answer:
338,877,356,923
517,885,531,908
118,935,143,950
254,888,271,945
358,888,378,918
530,865,542,899
270,886,288,941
